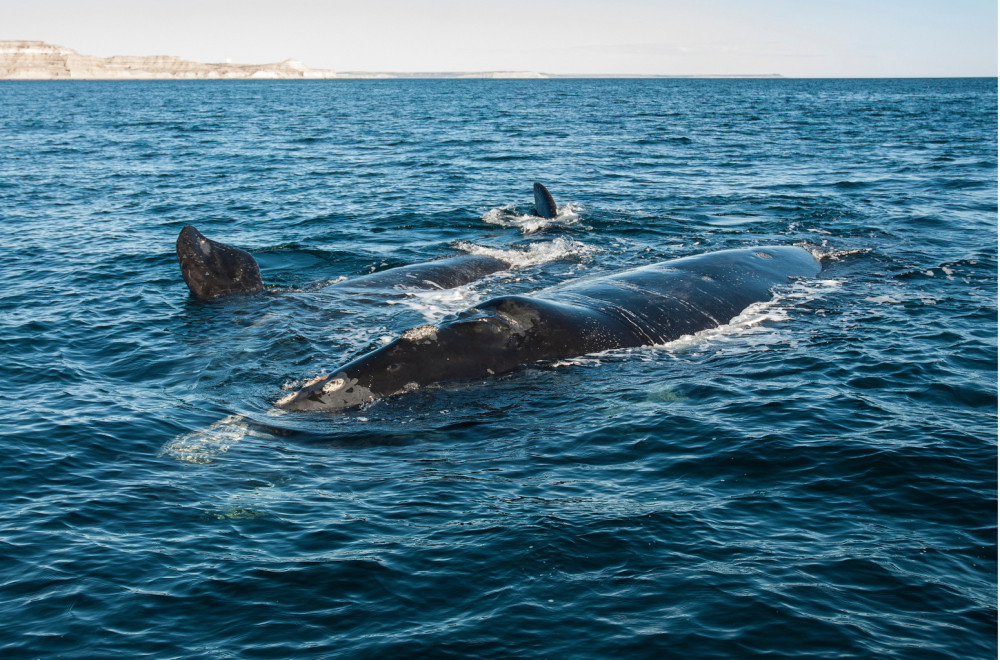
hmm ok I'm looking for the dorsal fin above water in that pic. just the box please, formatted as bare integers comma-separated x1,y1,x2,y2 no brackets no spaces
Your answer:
533,182,558,219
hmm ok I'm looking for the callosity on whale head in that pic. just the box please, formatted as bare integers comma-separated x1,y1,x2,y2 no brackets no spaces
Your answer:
176,225,264,300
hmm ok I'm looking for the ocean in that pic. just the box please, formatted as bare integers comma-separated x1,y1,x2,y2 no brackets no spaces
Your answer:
0,78,995,658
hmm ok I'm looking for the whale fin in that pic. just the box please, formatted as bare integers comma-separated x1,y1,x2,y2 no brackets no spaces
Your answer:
176,225,264,300
533,182,558,219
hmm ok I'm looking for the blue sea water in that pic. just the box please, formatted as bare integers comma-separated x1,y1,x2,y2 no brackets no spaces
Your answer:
0,78,996,658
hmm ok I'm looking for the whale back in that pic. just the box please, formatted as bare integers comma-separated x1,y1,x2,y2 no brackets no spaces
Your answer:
331,254,510,291
548,246,821,345
276,246,821,411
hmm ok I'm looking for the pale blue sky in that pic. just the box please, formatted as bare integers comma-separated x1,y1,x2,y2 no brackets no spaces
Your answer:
2,0,996,76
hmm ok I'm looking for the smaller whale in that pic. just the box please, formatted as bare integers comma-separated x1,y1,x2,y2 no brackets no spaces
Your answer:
533,182,558,219
176,185,557,300
176,226,510,300
332,254,510,291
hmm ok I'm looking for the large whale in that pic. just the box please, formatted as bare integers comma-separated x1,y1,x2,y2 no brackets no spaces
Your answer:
176,225,509,300
275,245,821,411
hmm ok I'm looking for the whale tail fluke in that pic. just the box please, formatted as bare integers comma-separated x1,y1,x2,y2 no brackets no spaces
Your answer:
533,182,558,219
176,225,264,300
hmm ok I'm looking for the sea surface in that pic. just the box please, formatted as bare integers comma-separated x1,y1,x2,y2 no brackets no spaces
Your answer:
0,78,996,658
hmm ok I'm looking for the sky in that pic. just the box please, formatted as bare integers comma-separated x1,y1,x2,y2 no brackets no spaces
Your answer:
2,0,997,77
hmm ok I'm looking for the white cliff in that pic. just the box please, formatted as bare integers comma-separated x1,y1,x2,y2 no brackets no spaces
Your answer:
0,40,776,80
0,41,339,80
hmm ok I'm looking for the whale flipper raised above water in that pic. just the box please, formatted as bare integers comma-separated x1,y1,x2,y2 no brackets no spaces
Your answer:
276,246,822,412
533,182,558,219
177,225,265,300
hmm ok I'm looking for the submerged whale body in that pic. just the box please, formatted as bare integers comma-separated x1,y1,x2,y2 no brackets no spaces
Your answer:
329,254,509,291
176,225,508,300
276,246,822,411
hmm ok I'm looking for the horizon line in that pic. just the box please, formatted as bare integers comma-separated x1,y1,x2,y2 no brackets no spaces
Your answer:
1,75,995,80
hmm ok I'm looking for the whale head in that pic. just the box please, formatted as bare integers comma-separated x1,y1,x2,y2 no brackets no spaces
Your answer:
274,301,553,412
176,225,264,300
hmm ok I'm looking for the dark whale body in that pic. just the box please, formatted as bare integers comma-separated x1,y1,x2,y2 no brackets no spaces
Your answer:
176,225,508,300
276,246,821,411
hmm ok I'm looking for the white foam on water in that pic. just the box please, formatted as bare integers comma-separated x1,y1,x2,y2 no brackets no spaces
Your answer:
160,414,270,464
550,356,605,368
388,281,487,324
391,238,598,323
455,237,597,269
807,246,872,261
481,203,583,234
865,295,903,304
660,301,794,355
348,238,595,329
655,278,843,356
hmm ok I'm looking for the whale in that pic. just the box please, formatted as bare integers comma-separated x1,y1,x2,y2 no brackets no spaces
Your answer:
176,185,558,300
533,182,558,219
176,225,509,300
275,245,822,411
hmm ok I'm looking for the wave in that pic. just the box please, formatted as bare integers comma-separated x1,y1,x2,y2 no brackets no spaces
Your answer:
387,281,491,324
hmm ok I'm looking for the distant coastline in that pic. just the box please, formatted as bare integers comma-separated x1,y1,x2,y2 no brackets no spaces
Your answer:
0,41,783,80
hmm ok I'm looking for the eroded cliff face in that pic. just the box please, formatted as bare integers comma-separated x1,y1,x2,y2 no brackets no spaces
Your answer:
0,41,339,79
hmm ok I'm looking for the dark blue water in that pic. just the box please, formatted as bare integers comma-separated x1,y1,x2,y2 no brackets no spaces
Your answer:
1,78,995,658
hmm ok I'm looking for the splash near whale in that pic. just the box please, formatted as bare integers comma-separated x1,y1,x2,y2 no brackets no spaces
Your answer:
276,246,822,411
